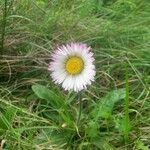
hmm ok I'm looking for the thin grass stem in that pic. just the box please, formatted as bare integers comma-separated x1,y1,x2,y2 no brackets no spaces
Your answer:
124,61,130,143
1,0,8,54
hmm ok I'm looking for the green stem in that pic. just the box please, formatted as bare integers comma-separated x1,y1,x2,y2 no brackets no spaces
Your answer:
76,92,82,126
1,0,8,54
124,62,130,142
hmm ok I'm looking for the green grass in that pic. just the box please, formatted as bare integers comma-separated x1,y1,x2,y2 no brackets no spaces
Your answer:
0,0,150,149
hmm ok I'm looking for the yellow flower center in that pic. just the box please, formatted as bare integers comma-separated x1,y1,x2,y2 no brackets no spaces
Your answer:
65,56,84,75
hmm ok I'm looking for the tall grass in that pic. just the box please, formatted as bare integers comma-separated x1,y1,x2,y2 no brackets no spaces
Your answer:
0,0,150,149
1,0,8,53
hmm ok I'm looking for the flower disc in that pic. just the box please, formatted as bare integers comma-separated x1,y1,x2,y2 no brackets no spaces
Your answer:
65,56,84,75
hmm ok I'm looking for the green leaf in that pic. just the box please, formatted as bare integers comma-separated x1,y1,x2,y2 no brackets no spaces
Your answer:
135,140,149,150
85,120,99,138
32,84,63,108
114,117,131,135
32,85,74,125
91,89,126,119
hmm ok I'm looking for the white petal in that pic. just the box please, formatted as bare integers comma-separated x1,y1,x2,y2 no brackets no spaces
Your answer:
48,42,96,92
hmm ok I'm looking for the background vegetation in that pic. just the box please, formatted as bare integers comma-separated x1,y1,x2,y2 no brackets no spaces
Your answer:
0,0,150,149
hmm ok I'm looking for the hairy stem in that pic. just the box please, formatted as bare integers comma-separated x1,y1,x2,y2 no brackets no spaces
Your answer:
76,92,82,126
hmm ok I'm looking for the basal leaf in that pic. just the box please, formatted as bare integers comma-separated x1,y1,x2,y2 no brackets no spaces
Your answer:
32,84,63,108
91,89,126,119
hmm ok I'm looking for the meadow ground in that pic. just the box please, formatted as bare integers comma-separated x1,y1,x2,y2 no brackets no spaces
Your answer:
0,0,150,150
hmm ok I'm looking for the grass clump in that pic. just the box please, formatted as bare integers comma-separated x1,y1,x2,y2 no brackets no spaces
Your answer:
0,0,150,149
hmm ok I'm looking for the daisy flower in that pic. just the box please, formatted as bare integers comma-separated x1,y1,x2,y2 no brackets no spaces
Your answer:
48,42,96,92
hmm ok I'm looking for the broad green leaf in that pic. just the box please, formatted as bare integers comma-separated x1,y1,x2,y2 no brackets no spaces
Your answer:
91,89,126,119
32,84,74,124
32,84,63,108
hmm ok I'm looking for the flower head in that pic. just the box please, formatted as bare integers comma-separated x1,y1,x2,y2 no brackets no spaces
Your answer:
48,42,96,92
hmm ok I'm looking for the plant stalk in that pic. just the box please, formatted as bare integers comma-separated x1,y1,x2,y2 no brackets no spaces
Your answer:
76,92,82,126
124,62,130,142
